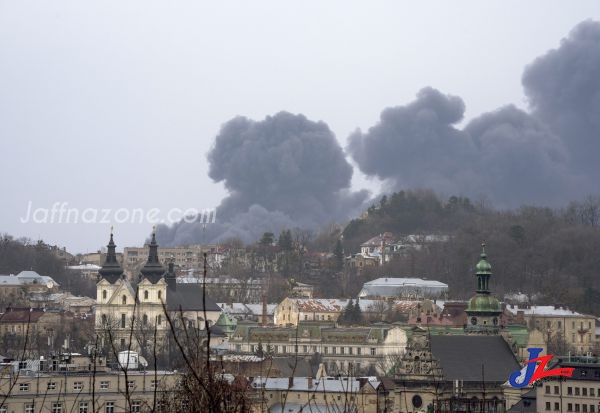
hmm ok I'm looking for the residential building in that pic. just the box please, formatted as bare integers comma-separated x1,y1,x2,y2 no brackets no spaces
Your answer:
534,357,600,413
505,305,597,354
122,243,224,273
0,359,179,413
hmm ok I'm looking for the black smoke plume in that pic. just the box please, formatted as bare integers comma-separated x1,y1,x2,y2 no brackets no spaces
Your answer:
348,20,600,207
157,112,368,245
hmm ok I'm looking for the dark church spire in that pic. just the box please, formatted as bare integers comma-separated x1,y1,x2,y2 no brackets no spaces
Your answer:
139,227,165,283
98,227,124,283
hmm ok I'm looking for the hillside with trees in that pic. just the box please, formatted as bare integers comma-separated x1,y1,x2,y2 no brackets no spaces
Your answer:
339,191,600,315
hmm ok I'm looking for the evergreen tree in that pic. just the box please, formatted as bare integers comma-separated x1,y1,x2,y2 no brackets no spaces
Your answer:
333,239,344,270
353,300,362,324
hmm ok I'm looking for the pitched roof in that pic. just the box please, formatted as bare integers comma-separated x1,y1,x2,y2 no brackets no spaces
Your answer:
0,309,48,323
429,335,520,382
166,284,221,312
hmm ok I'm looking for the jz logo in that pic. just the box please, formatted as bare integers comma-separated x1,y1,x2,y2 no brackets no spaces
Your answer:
509,348,575,388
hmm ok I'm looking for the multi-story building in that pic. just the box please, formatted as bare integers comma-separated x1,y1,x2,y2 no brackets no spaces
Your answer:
534,357,600,413
229,321,408,375
0,271,60,307
122,243,224,273
505,305,597,354
0,354,179,413
274,298,347,325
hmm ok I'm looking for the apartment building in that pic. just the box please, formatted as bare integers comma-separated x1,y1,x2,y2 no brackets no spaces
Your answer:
505,305,597,354
535,357,600,413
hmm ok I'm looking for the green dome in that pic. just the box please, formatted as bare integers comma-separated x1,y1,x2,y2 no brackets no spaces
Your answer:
467,294,501,312
476,244,492,274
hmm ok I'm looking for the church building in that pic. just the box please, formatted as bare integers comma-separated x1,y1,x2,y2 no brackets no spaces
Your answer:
94,230,221,360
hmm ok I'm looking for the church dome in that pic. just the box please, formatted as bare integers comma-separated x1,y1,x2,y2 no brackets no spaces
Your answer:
467,294,501,313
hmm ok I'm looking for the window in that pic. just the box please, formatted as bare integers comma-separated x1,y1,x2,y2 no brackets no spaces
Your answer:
121,313,126,328
340,347,345,355
591,406,595,413
122,295,127,305
127,380,136,390
79,402,89,413
100,381,109,390
590,388,595,396
583,405,588,413
357,347,361,355
576,388,580,396
52,403,63,413
132,401,141,413
568,404,573,412
546,402,551,411
101,314,107,325
568,387,573,395
349,347,353,355
370,348,376,356
575,404,580,413
158,290,162,300
144,290,149,300
332,347,336,355
555,386,559,394
25,404,35,413
324,347,328,354
547,321,552,328
102,290,107,299
157,315,162,325
73,381,83,390
556,403,560,411
151,379,159,390
105,401,114,413
546,385,551,394
47,381,57,390
19,383,30,392
143,314,148,326
583,388,588,396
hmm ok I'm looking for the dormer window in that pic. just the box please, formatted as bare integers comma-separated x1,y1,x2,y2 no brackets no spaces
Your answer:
158,290,162,300
144,290,149,300
102,290,107,300
122,295,127,305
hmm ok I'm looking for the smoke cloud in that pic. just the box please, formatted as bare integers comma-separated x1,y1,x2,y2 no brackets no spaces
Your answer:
348,20,600,207
523,19,600,182
157,112,368,245
158,19,600,246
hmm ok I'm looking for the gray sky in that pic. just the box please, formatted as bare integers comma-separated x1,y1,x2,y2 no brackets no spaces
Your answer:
1,1,599,253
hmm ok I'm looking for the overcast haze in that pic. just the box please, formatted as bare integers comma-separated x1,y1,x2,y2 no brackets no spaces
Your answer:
1,1,599,253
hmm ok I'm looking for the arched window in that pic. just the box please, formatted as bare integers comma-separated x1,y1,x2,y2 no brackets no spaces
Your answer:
144,290,149,300
101,314,107,325
122,295,127,305
157,315,162,325
143,314,148,326
158,290,162,300
102,290,107,300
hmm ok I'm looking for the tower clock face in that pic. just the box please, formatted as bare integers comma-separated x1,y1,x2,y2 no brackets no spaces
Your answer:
471,317,477,325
